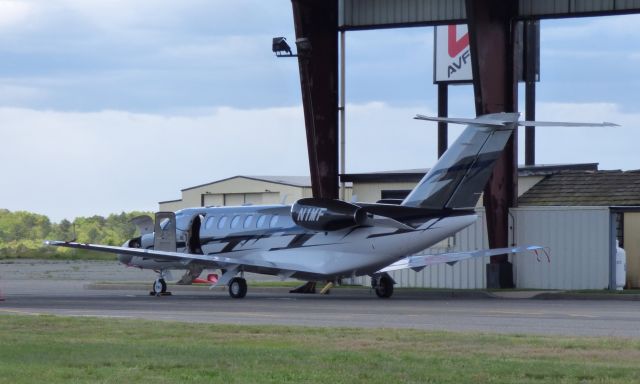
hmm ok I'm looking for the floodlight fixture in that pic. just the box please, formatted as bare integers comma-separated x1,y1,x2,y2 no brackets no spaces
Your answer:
272,37,297,57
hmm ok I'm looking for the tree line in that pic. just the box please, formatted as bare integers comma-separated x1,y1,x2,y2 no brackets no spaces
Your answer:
0,209,152,260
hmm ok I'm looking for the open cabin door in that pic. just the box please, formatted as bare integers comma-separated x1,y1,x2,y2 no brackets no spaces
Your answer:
154,212,177,252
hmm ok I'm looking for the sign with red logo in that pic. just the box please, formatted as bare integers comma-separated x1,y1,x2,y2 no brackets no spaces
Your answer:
434,24,473,83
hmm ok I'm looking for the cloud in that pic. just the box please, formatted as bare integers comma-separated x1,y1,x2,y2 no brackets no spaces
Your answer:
0,0,32,29
1,101,639,221
519,102,640,170
543,14,640,41
0,105,308,221
0,82,46,104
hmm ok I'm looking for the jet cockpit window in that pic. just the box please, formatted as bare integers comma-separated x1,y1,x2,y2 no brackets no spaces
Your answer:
231,215,241,229
256,215,268,227
269,215,279,228
243,215,254,228
217,216,228,230
204,216,216,230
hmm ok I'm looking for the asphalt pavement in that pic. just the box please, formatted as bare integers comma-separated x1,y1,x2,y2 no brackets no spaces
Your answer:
1,259,639,338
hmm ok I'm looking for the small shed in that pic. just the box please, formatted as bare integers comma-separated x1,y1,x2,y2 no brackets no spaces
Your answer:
515,170,640,289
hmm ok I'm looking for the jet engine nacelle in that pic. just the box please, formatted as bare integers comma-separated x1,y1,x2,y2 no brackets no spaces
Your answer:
291,198,367,231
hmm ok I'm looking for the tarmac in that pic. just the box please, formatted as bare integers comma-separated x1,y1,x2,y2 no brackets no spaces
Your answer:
1,259,639,338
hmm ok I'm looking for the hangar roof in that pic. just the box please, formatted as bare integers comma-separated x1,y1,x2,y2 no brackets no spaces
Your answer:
340,0,640,29
181,176,311,192
519,170,640,206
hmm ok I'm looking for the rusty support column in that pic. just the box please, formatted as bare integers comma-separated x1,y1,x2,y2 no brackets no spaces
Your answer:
292,0,339,199
466,0,518,288
524,20,539,166
437,83,448,158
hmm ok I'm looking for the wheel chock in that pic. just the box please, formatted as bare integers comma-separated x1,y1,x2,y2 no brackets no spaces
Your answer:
289,281,317,294
320,282,333,295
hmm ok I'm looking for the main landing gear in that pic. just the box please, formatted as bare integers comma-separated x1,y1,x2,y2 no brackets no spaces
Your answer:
228,277,248,299
372,273,395,298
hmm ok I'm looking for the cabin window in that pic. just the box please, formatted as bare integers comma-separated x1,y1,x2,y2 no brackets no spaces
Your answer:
256,215,268,227
243,215,253,228
204,216,216,230
269,215,279,228
231,215,241,229
217,216,228,229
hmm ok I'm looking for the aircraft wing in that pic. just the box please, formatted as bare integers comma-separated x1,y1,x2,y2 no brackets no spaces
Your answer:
377,245,549,273
44,240,315,276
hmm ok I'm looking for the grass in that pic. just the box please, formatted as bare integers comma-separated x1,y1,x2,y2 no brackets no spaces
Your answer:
0,314,639,383
1,250,116,261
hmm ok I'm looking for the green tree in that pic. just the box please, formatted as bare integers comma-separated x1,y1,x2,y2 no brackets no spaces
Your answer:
0,209,153,260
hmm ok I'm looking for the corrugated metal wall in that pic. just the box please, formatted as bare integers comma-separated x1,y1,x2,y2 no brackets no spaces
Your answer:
519,0,640,17
352,206,612,290
511,206,611,290
339,0,466,28
339,0,640,29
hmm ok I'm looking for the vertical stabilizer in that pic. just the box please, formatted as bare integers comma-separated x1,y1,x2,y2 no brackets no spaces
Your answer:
402,112,518,210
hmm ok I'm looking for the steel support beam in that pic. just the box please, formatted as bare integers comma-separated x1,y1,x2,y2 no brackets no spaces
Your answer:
437,83,448,158
466,0,518,288
292,0,340,199
524,20,539,166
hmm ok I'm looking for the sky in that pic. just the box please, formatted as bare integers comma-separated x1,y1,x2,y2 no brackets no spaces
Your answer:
1,1,640,222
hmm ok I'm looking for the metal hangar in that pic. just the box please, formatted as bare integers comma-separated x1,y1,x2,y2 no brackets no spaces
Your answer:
289,0,640,287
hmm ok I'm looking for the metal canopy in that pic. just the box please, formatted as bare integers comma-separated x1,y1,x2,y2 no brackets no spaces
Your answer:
339,0,640,29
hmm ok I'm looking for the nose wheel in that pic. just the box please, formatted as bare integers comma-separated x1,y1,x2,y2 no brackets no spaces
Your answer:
152,278,167,294
228,277,247,299
150,275,172,296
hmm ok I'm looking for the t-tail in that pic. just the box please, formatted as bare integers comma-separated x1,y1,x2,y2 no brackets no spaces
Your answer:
401,112,520,210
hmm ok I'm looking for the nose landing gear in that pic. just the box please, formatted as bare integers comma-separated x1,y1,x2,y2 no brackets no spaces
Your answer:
150,270,172,296
152,278,167,295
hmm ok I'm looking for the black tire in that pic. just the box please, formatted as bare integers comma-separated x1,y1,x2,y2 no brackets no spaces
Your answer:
228,277,247,299
153,278,167,294
374,275,394,298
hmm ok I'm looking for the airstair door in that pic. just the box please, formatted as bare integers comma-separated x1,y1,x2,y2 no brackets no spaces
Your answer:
154,212,177,252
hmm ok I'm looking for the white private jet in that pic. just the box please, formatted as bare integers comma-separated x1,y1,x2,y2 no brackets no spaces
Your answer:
48,112,606,299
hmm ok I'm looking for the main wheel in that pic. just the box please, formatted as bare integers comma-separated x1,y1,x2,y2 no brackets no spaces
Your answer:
374,275,394,298
153,278,167,294
228,277,247,299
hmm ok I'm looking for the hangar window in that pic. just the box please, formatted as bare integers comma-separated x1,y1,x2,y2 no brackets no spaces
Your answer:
217,216,228,230
269,215,279,228
204,216,216,230
243,215,254,228
257,215,268,227
231,215,241,229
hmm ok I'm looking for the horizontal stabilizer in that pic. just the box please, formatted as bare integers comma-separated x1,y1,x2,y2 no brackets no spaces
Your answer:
414,114,508,127
378,245,550,273
415,114,619,128
517,120,619,127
